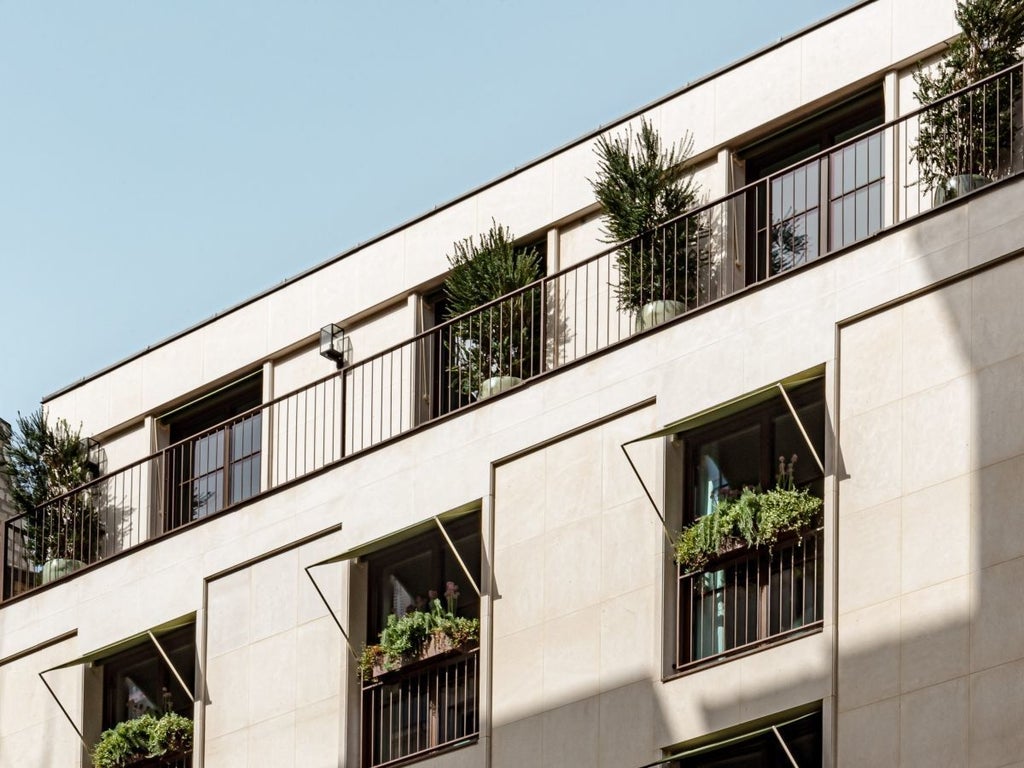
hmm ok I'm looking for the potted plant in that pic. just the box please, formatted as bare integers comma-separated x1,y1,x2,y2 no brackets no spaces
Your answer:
590,117,705,331
0,408,104,584
443,221,542,400
674,455,822,573
91,711,193,768
359,582,480,680
912,0,1024,203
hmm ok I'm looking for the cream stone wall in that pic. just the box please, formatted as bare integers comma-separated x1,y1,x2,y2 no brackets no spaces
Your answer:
0,635,83,768
1,178,1022,765
836,257,1024,767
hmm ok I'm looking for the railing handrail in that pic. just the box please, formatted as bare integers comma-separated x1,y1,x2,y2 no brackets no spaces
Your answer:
356,58,1024,366
2,368,344,525
12,61,1023,532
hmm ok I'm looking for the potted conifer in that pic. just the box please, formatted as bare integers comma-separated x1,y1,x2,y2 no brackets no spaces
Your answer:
912,0,1024,203
0,409,104,584
443,221,543,400
590,117,705,331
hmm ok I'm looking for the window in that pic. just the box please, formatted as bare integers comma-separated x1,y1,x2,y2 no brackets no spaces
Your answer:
669,709,822,767
361,514,481,768
676,381,825,669
742,88,885,281
161,374,262,530
100,624,195,729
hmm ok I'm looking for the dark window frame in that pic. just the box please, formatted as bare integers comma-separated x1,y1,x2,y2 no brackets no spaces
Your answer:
162,374,263,531
99,624,196,731
360,513,483,768
675,381,826,670
742,87,885,282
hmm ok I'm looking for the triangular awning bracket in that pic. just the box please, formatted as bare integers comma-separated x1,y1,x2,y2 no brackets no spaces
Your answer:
304,504,482,661
39,614,198,749
303,562,360,663
620,368,825,543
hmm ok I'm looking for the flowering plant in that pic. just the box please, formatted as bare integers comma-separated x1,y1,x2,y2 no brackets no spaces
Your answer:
358,583,479,680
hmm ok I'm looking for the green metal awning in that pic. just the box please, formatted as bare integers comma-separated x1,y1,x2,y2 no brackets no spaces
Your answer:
305,502,482,661
639,709,818,767
620,366,825,541
40,613,197,749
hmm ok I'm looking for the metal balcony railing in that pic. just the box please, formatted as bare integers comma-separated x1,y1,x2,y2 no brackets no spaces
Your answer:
361,649,479,768
675,528,825,670
3,63,1021,600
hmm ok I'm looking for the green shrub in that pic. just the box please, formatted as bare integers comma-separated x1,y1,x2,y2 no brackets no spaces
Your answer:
91,712,193,768
358,598,480,679
674,456,822,572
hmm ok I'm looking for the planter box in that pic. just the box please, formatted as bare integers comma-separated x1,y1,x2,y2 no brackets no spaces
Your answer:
122,749,191,768
370,635,473,679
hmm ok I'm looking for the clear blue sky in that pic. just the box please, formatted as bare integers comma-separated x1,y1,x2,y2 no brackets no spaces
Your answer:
0,0,853,426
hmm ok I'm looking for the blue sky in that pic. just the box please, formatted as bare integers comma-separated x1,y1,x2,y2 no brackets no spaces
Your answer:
0,0,853,425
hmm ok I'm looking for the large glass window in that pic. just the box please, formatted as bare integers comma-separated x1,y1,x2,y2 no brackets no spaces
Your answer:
162,374,262,530
743,88,885,281
677,381,825,668
100,624,195,730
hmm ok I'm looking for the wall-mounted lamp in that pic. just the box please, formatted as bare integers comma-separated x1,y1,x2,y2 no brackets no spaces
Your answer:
81,436,103,478
319,323,350,368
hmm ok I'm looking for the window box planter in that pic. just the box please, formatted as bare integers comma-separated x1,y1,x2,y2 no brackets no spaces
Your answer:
368,634,477,679
91,713,193,768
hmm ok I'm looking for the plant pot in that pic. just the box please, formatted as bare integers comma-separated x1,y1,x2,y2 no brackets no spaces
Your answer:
478,375,522,400
636,300,685,332
41,558,85,584
370,634,470,679
933,173,990,205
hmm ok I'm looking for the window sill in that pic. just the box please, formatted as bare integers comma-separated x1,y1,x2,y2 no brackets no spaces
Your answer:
663,622,823,682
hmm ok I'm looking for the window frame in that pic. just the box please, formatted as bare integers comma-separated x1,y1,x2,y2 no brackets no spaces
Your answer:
97,623,197,731
161,374,263,531
673,380,826,672
359,512,483,768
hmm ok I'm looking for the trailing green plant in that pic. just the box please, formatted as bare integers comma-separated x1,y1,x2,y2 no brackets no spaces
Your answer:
358,593,480,679
912,0,1024,194
674,455,822,572
589,117,706,314
0,408,104,568
443,220,543,398
91,712,193,768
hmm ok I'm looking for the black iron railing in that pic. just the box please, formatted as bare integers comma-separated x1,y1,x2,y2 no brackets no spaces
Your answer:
676,528,824,670
3,63,1021,600
361,649,479,768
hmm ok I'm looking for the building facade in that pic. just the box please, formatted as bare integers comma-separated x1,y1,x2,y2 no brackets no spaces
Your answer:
2,0,1024,765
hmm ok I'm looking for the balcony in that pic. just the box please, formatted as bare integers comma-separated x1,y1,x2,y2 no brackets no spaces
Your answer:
361,648,479,768
675,528,824,671
3,63,1022,600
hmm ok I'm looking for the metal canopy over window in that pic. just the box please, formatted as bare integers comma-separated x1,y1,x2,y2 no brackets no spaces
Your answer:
639,709,820,768
304,503,481,661
620,367,825,540
39,614,197,748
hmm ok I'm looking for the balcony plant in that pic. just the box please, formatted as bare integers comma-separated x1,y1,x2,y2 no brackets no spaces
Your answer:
674,455,822,573
0,408,104,584
91,711,193,768
590,117,706,331
359,582,480,680
912,0,1024,202
443,221,542,400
